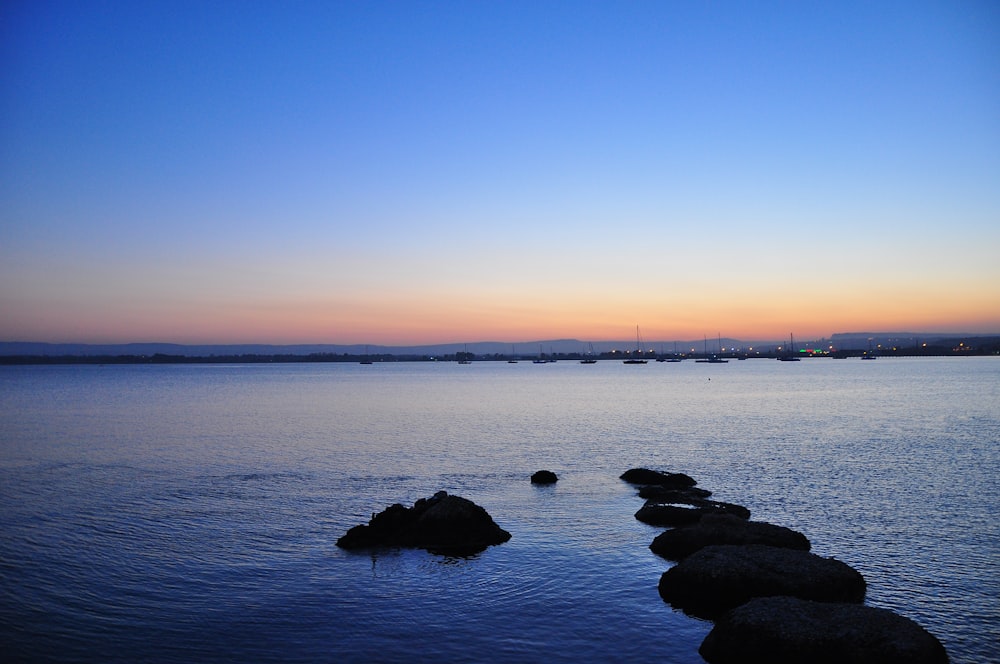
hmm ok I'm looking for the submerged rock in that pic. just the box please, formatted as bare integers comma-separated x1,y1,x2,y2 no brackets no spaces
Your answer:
336,491,512,556
530,470,558,484
636,500,750,526
620,468,697,489
658,544,866,619
700,596,949,664
650,514,810,560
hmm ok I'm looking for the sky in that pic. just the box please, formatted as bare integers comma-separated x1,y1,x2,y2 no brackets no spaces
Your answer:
2,1,998,345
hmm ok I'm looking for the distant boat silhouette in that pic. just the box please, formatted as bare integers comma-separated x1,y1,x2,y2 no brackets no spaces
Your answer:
532,344,548,364
778,333,801,361
360,345,373,364
623,325,648,364
695,335,728,363
458,344,472,364
861,339,878,360
660,341,683,362
580,342,597,364
508,344,518,363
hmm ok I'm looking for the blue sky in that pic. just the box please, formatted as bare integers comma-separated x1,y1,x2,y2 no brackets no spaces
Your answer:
2,1,998,344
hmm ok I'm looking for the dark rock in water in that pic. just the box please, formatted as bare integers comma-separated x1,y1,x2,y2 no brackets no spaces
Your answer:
336,491,512,556
530,470,558,484
620,468,697,488
638,485,712,500
636,500,750,526
700,596,949,664
635,503,707,526
650,514,810,560
658,544,866,619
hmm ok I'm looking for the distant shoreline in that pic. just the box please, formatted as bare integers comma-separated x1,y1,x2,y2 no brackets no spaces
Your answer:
2,333,998,362
1,345,997,366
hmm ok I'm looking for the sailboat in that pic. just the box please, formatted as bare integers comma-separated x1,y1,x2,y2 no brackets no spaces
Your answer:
532,344,548,364
861,339,878,360
657,342,683,362
664,341,683,362
457,344,472,364
695,334,728,363
623,326,648,364
508,344,518,363
778,333,801,361
580,342,597,364
359,345,373,364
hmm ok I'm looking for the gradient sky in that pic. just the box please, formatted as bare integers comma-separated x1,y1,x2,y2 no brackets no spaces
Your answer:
2,1,998,345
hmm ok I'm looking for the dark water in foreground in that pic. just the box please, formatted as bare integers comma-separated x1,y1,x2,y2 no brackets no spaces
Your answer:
1,358,997,663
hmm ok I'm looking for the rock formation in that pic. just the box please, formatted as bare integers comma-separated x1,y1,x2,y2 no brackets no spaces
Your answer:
530,470,558,484
658,543,866,619
638,485,712,500
621,467,945,659
650,513,810,560
620,467,697,488
635,499,750,526
700,596,949,663
336,491,511,556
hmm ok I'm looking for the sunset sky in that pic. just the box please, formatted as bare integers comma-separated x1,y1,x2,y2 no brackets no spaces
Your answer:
2,1,998,345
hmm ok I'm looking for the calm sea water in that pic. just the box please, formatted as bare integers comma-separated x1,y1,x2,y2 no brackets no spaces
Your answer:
1,358,997,663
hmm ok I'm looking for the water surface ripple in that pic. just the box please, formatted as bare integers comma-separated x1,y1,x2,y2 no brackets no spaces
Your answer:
1,358,997,662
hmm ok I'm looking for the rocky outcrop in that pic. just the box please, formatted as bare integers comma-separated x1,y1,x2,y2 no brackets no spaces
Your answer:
699,596,949,664
624,468,739,526
650,513,810,560
658,544,866,619
620,467,697,489
621,467,945,660
336,491,511,556
636,500,750,526
530,470,558,484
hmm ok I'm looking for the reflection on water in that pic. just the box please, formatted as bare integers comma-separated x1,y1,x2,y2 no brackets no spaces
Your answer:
0,358,997,662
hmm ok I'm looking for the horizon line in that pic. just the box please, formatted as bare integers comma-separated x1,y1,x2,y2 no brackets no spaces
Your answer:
3,329,998,349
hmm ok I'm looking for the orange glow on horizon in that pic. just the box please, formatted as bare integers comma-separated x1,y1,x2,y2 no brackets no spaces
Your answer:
3,310,994,345
4,267,998,345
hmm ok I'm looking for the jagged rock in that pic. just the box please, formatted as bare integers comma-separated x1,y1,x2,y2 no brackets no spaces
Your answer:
530,470,558,484
700,596,949,664
650,514,810,560
636,500,750,526
336,491,511,556
658,544,866,619
620,468,697,488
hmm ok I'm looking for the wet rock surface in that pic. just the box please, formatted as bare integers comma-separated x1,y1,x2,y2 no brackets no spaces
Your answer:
658,543,867,619
700,596,950,664
336,491,511,556
650,513,810,560
635,500,750,526
530,470,558,484
637,485,712,500
623,467,946,659
620,467,697,488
